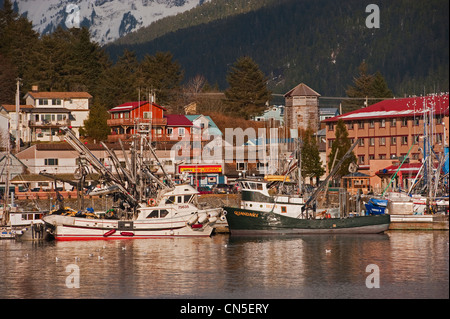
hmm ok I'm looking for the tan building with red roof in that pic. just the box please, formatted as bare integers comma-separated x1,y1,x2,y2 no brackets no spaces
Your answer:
323,93,449,191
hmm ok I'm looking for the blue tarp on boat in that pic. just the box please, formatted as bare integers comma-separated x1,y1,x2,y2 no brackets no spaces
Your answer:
365,198,388,215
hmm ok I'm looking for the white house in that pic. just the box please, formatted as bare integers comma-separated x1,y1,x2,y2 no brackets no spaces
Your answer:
24,87,92,139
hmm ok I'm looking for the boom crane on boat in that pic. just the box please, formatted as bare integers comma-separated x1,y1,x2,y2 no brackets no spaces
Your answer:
59,126,138,208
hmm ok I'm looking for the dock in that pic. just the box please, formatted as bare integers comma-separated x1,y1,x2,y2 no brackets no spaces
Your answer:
389,214,449,230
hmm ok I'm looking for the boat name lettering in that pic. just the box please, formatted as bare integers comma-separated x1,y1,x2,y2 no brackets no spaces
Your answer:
234,211,259,218
178,205,189,209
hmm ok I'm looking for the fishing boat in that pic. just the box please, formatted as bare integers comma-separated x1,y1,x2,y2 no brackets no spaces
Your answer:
43,184,224,240
224,179,390,235
223,139,390,235
41,126,224,240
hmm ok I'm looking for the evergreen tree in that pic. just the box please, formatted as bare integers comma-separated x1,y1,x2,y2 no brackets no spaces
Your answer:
140,51,184,105
0,54,17,104
327,119,357,179
344,61,394,112
224,56,271,119
301,128,325,185
0,0,40,95
95,49,140,108
62,27,109,92
370,71,394,104
83,101,110,142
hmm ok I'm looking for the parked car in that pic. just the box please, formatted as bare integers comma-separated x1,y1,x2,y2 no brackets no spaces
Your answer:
197,186,213,194
212,184,234,194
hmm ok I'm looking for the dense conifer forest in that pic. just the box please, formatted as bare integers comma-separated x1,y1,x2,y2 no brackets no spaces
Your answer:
106,0,449,97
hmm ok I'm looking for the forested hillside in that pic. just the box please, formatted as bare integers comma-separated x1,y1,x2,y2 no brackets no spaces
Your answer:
106,0,449,97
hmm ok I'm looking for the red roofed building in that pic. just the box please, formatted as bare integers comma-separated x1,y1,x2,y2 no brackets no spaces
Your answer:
106,101,194,143
323,94,449,172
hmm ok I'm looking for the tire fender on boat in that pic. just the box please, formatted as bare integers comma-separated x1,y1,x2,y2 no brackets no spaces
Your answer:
148,198,157,206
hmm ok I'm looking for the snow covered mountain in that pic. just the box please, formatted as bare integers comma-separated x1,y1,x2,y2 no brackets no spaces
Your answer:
14,0,209,45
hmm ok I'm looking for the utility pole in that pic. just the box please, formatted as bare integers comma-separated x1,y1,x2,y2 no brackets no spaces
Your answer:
15,78,22,154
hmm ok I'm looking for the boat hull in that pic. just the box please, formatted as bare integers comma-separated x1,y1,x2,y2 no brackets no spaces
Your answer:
43,214,215,241
223,207,391,235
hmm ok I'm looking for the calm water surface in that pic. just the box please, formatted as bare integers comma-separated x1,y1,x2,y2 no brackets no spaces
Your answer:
0,231,448,299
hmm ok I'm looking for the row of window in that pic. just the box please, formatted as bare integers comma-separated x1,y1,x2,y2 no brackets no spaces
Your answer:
328,116,445,131
113,127,185,137
112,112,152,119
38,98,62,106
357,153,421,164
328,134,444,147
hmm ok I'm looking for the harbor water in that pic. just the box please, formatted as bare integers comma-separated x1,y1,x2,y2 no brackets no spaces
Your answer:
0,231,448,300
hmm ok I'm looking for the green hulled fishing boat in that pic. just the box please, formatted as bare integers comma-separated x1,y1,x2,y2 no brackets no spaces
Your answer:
224,205,391,235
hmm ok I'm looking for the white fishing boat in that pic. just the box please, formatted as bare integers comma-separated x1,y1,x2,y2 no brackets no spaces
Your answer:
40,126,225,240
43,184,224,241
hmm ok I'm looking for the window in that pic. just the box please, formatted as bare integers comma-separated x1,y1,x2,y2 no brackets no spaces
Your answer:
369,154,375,160
236,162,248,171
281,206,287,213
44,158,58,166
402,118,408,126
380,119,386,128
358,155,365,164
413,135,420,144
124,112,129,119
52,99,61,105
347,123,354,130
165,196,175,204
328,123,334,131
167,128,173,136
379,154,386,159
401,136,408,144
390,154,396,159
379,137,386,146
358,121,364,129
369,120,375,128
391,118,397,127
146,210,159,218
178,127,185,137
57,114,66,122
369,137,375,146
358,138,364,146
159,210,169,218
391,136,397,145
328,140,333,148
184,195,192,203
38,99,48,105
414,117,420,126
143,112,152,119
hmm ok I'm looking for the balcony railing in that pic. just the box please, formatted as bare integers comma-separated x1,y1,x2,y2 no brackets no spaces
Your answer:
107,133,205,143
107,118,167,126
28,119,71,127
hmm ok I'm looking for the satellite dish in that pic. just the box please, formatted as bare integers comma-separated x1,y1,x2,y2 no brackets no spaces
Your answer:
348,162,358,173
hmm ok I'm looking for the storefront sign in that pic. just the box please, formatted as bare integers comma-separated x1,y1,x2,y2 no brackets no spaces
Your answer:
178,165,222,174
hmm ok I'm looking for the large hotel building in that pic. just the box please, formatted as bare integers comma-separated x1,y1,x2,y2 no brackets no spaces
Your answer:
323,93,449,191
